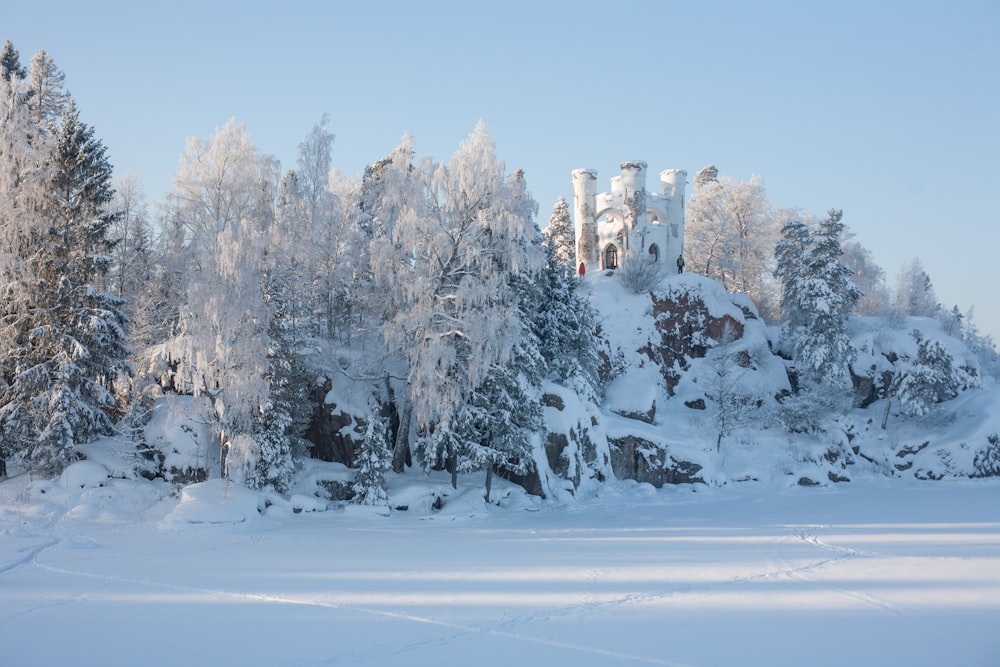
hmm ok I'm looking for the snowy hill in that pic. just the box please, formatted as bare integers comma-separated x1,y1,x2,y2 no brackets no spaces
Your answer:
535,270,1000,495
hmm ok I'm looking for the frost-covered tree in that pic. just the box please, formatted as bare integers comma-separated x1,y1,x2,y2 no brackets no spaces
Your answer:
525,235,600,398
841,239,890,317
693,164,718,189
0,40,25,82
883,329,977,426
686,172,777,306
0,63,49,476
0,98,130,474
26,50,67,127
775,210,860,390
544,197,575,272
108,173,153,301
895,258,940,318
705,322,750,451
152,120,295,487
353,402,393,506
961,307,1000,378
374,122,543,479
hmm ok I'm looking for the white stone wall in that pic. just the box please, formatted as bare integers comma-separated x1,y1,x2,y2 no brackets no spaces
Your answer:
573,162,686,275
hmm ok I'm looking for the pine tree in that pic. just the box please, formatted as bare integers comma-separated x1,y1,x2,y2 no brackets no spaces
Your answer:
544,197,575,272
895,258,940,318
530,235,600,399
353,403,392,506
0,99,131,474
886,329,976,423
776,210,860,389
0,41,25,82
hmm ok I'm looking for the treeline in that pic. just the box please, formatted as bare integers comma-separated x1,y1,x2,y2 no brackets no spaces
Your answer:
0,42,599,501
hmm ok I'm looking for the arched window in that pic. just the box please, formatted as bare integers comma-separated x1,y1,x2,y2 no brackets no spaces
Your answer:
604,244,618,270
648,243,660,262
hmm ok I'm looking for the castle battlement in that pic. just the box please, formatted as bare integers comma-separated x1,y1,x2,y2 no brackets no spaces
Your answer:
572,162,686,276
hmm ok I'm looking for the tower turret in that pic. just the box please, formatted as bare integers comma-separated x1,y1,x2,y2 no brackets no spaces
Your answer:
571,168,598,275
660,169,688,270
619,161,648,230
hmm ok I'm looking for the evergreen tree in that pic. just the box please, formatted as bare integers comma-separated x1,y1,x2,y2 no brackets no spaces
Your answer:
885,329,977,424
0,41,25,82
544,197,575,272
693,164,718,188
895,258,940,318
776,210,860,389
531,235,600,399
353,403,392,506
0,99,130,474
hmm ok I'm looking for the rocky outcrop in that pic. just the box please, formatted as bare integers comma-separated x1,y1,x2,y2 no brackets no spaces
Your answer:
608,435,704,487
647,289,744,395
305,379,364,466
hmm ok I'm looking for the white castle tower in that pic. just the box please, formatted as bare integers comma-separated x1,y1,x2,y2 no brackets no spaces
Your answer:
572,161,686,276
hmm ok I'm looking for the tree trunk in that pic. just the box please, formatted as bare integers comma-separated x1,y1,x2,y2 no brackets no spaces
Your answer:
881,396,892,430
391,398,411,474
484,465,493,503
448,442,458,489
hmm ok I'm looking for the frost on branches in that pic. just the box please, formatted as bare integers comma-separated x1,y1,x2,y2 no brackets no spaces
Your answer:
775,210,860,390
883,329,980,426
353,405,392,506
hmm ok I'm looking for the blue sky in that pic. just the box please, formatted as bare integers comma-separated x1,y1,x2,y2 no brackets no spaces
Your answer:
6,0,999,337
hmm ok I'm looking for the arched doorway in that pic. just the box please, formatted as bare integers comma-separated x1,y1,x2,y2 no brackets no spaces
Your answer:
648,243,660,262
604,244,618,270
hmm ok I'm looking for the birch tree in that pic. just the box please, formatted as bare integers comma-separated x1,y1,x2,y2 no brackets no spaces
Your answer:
373,122,542,482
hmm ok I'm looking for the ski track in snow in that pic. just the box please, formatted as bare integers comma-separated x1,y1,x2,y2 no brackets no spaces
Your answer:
4,521,917,667
778,526,909,616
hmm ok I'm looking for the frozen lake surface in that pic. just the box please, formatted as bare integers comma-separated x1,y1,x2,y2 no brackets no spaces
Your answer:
2,476,998,666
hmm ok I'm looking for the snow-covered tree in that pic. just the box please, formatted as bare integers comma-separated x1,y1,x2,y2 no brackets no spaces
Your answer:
0,62,49,476
353,402,393,506
152,120,296,487
544,197,575,272
0,41,25,82
841,239,890,317
0,97,130,474
693,164,718,188
108,173,153,301
895,258,940,318
26,50,67,127
776,210,860,389
374,122,543,481
686,171,777,306
884,329,977,425
705,322,750,451
521,234,600,399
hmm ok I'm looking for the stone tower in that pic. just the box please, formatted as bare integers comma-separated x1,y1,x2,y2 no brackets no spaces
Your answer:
571,162,686,276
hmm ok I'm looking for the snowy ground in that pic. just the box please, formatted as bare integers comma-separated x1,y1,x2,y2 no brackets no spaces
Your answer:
2,472,998,667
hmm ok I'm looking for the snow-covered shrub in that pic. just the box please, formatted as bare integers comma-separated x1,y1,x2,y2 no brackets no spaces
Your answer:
892,330,979,418
973,435,1000,478
617,255,665,294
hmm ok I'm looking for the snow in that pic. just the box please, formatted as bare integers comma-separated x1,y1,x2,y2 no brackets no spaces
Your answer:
1,471,998,666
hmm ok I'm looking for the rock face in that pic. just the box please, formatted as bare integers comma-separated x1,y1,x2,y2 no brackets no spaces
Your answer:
645,287,745,396
608,435,704,487
305,379,363,466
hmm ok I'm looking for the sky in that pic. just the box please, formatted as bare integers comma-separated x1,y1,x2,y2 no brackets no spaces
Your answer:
4,0,999,337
